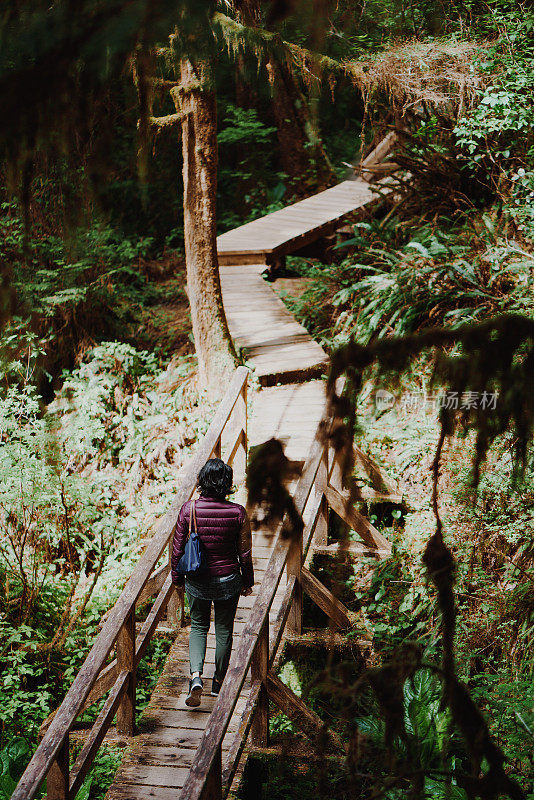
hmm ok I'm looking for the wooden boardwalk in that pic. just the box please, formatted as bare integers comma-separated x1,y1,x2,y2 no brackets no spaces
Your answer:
99,170,396,800
220,264,327,385
217,178,377,266
105,382,326,799
104,178,349,799
12,139,399,800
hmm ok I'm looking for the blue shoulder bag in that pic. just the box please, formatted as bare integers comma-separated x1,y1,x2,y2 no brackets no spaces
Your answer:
175,500,208,576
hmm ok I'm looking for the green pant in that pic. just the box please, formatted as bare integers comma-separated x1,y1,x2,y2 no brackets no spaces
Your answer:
187,593,240,680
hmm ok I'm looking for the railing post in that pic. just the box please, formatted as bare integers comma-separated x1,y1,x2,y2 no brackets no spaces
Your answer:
287,524,303,636
313,446,329,547
200,744,222,800
250,619,269,746
116,610,136,737
233,379,248,483
166,542,184,628
46,737,69,800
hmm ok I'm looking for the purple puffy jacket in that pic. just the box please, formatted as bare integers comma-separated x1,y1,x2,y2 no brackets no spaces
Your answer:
171,495,254,588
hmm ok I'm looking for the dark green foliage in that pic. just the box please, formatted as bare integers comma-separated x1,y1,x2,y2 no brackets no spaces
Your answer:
0,0,214,209
0,738,31,800
284,215,534,347
217,104,280,230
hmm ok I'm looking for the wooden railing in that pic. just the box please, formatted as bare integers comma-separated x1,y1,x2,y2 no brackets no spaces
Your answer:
180,416,394,800
12,367,249,800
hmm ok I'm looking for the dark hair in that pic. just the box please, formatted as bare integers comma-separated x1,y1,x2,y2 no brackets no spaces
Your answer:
197,458,233,499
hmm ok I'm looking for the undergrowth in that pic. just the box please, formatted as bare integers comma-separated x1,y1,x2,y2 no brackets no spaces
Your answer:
0,337,211,797
283,213,534,348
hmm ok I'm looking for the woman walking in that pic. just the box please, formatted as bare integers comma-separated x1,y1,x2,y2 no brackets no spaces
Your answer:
171,458,254,707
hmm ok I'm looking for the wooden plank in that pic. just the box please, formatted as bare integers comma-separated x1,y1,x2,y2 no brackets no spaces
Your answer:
142,708,240,733
300,567,351,629
324,484,391,551
107,786,189,800
116,764,189,788
311,541,390,558
120,747,195,767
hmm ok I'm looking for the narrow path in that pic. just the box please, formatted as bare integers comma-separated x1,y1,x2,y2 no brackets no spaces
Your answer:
220,264,327,385
106,381,326,799
106,174,373,799
217,178,377,266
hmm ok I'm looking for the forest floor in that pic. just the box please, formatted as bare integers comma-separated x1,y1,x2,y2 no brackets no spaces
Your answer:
133,258,192,360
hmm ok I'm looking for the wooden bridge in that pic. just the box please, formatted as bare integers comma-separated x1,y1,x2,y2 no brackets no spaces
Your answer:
12,153,399,800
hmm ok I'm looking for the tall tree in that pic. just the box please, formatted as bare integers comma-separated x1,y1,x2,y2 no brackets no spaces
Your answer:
171,59,237,391
266,54,334,193
217,9,335,194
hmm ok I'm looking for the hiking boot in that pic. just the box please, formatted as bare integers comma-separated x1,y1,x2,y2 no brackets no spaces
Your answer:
185,676,203,707
211,678,222,697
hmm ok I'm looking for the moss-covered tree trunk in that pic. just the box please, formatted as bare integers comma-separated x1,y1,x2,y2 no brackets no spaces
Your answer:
173,59,237,392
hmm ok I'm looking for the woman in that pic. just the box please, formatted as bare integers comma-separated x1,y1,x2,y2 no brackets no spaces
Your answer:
171,458,254,707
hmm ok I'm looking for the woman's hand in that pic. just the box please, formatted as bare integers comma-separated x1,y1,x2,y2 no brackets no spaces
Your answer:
241,586,253,597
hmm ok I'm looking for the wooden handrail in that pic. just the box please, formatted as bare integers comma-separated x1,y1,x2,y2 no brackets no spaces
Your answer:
12,366,249,800
179,429,326,800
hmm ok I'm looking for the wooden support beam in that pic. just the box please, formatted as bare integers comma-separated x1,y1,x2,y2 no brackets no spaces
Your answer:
212,436,222,458
222,681,262,794
136,563,168,610
225,427,245,469
166,542,182,628
250,620,269,747
358,488,403,504
300,567,352,629
231,381,247,482
46,737,68,800
116,611,136,737
360,131,398,181
285,629,372,650
248,744,345,763
352,444,398,495
311,541,390,559
266,672,345,753
286,530,303,636
325,484,391,552
200,745,222,800
314,450,329,547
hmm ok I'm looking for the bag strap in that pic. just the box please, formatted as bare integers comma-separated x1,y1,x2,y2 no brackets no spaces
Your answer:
188,499,198,539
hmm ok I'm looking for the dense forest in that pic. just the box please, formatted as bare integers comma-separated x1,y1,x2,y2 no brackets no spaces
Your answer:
0,1,533,799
